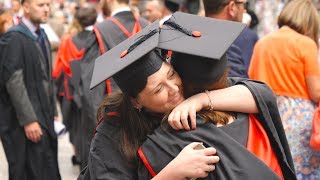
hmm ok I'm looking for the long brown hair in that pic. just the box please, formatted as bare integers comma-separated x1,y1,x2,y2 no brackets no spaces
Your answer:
183,70,233,125
278,0,319,46
97,91,160,162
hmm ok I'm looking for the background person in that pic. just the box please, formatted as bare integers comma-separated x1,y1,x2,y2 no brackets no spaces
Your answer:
52,5,97,167
249,0,320,178
77,0,149,169
203,0,249,78
0,0,61,179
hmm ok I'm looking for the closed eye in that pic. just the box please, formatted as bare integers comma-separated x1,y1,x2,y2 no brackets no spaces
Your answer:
168,70,175,79
154,86,163,94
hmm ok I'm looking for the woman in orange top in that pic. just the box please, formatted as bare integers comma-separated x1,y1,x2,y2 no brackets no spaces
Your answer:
249,0,320,178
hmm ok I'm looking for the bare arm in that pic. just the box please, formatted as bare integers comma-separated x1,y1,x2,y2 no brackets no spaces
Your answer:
168,84,258,130
302,38,320,103
207,84,257,113
306,75,320,103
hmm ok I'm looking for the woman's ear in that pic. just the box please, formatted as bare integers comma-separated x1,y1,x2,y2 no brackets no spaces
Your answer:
130,98,142,110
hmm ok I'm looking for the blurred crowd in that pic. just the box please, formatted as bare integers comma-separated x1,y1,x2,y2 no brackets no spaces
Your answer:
0,0,320,180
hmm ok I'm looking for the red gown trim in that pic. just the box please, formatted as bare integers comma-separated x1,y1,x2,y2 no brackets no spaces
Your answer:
93,26,112,94
107,14,142,38
52,34,85,99
93,112,120,135
138,147,157,177
53,34,84,78
247,115,284,179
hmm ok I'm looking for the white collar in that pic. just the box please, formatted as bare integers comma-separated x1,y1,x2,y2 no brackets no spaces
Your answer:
84,25,94,31
21,17,38,37
111,6,131,17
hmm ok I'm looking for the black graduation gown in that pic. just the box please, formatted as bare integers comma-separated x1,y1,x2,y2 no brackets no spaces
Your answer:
78,11,149,169
0,23,60,180
138,78,296,180
78,78,285,180
78,115,138,180
59,30,91,160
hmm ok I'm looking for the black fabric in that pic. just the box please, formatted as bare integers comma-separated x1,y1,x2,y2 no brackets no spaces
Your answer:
138,78,296,180
1,127,60,180
226,44,248,78
72,30,91,50
185,0,201,14
0,23,60,180
233,28,259,73
237,79,296,178
78,78,277,179
0,23,56,137
219,113,248,146
171,52,227,85
78,117,137,180
113,50,165,97
58,30,89,156
36,28,49,66
139,115,280,180
89,13,155,90
78,11,149,169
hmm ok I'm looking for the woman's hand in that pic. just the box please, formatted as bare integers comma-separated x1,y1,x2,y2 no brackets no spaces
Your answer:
153,142,219,180
168,93,207,130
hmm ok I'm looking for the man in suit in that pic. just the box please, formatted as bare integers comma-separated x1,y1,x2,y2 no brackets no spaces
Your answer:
203,0,248,78
0,0,61,179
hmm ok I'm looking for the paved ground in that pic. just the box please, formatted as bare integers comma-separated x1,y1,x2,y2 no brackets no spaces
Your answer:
0,132,80,180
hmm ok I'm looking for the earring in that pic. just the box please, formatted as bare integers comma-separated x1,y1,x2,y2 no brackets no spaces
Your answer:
134,106,142,112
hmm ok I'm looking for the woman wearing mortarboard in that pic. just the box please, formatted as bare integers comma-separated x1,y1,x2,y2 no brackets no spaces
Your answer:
137,12,295,180
80,12,295,179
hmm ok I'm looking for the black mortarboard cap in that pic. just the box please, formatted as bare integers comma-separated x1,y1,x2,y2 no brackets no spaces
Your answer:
90,20,166,97
158,12,246,85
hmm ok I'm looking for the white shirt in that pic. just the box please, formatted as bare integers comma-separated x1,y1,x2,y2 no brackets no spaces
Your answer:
21,17,38,38
111,6,131,17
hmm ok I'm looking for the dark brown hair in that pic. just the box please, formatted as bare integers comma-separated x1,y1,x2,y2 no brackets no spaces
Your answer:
183,70,233,125
203,0,231,16
75,6,97,28
97,91,160,162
